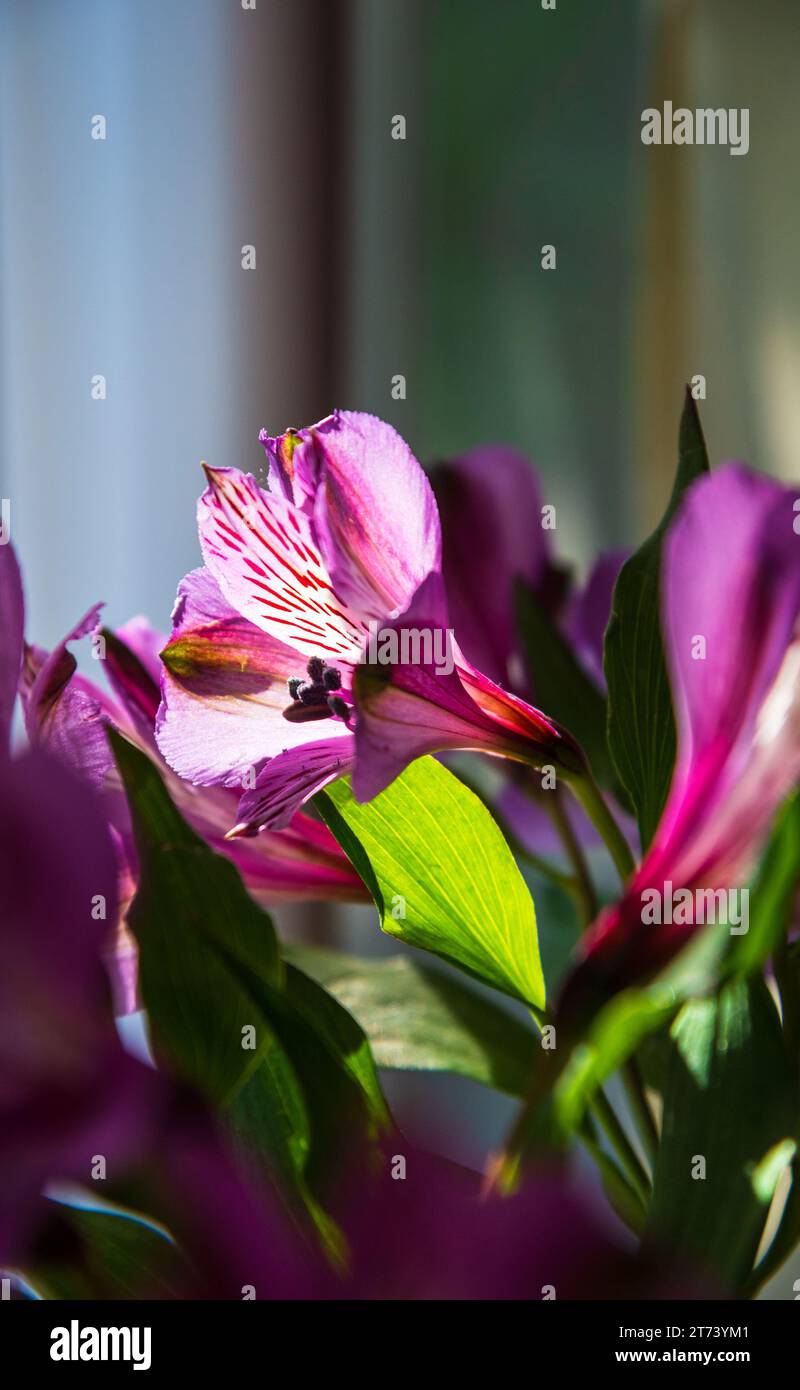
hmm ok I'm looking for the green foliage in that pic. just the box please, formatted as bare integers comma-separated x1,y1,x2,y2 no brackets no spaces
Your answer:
604,391,710,849
287,944,538,1096
317,757,545,1009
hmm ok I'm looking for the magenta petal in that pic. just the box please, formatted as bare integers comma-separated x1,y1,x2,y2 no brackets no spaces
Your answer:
564,548,629,690
157,567,340,788
0,543,24,757
198,466,366,662
664,465,800,798
308,411,442,621
263,412,441,622
104,617,165,735
352,572,574,803
221,812,368,902
232,734,356,832
559,465,800,1025
434,446,562,686
23,604,118,791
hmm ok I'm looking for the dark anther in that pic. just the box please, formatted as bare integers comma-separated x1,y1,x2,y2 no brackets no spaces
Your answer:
285,656,347,722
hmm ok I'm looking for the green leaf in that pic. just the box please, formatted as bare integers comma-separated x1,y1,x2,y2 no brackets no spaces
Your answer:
317,757,545,1009
286,944,539,1096
514,579,616,793
109,728,281,1104
507,922,731,1169
110,732,389,1255
646,978,796,1290
604,390,710,849
22,1202,189,1300
728,790,800,978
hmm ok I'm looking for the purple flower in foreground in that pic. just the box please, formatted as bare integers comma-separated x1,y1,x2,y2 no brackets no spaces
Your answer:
4,549,366,1011
559,464,800,1026
0,745,310,1298
335,1149,702,1300
157,411,585,834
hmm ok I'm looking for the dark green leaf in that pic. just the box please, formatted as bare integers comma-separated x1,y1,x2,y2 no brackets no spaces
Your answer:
604,390,710,848
286,944,538,1096
646,977,795,1290
109,729,281,1104
110,732,389,1255
23,1202,189,1300
317,757,545,1009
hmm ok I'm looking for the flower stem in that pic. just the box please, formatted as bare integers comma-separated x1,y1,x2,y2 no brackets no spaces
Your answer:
579,1114,646,1235
570,772,635,885
621,1058,659,1171
545,788,598,925
591,1087,651,1210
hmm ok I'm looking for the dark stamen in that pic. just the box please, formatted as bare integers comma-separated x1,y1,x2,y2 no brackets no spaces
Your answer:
327,695,350,721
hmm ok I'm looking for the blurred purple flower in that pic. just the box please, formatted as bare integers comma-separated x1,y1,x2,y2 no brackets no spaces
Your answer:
0,740,320,1298
434,446,630,860
4,551,366,1011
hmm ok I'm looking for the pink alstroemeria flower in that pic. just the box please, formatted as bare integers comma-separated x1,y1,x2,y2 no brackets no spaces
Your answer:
559,464,800,1028
434,444,630,860
7,558,366,1012
156,412,586,836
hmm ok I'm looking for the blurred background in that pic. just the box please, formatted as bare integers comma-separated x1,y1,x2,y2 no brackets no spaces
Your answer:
2,0,799,1295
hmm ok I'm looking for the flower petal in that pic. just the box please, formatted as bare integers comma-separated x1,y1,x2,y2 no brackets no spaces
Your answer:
198,465,366,662
558,465,800,1026
352,572,580,803
23,604,118,792
434,446,565,686
230,734,357,833
157,567,342,788
564,549,628,690
663,464,800,816
0,542,24,756
264,411,441,621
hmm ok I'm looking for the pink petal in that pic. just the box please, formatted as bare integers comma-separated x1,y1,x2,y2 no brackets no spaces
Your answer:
352,572,580,803
262,412,441,620
156,567,345,788
230,734,356,833
198,465,366,662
